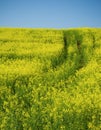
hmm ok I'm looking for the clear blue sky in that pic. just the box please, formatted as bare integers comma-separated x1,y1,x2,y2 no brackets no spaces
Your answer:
0,0,101,28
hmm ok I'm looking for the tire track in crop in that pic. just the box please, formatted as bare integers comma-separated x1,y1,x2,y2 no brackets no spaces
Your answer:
51,32,68,69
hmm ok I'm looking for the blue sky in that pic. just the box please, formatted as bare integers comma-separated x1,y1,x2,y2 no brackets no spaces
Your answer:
0,0,101,28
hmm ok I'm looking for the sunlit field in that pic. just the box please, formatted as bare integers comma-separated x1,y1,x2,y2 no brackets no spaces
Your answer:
0,28,101,130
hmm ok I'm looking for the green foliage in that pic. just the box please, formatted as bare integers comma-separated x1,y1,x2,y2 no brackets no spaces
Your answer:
0,28,101,130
